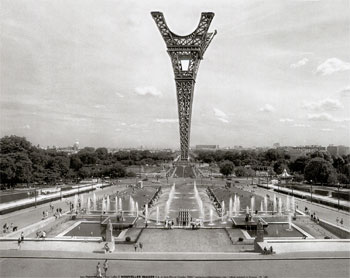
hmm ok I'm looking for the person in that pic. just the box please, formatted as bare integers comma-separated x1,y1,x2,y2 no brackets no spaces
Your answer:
17,237,22,249
134,243,138,252
263,247,267,254
139,242,143,252
104,243,110,253
336,217,339,226
20,232,24,242
340,218,344,226
103,259,109,276
269,246,273,254
96,262,102,278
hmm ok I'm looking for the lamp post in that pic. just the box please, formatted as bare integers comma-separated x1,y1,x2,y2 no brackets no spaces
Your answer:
337,182,340,211
34,184,37,208
310,180,313,203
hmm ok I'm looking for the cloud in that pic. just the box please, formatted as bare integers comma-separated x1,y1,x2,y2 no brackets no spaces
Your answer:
316,58,350,75
290,58,309,69
155,118,178,123
302,98,343,111
293,123,311,128
213,108,229,123
135,86,162,97
94,104,106,109
115,93,124,98
259,104,275,113
339,86,350,98
279,118,294,123
320,128,332,132
23,124,31,129
307,113,349,122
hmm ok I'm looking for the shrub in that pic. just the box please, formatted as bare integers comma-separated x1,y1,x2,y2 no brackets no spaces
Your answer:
125,236,131,242
238,237,244,242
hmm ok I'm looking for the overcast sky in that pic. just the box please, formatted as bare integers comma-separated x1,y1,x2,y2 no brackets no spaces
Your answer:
1,0,349,149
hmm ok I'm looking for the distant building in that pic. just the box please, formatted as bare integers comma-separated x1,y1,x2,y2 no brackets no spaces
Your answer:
285,145,326,160
327,145,350,156
195,145,219,150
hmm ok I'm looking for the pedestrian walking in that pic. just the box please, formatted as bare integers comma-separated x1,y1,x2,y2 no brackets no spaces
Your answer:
134,243,138,252
103,259,109,277
17,237,21,249
20,232,24,242
336,217,339,226
340,218,344,226
139,242,143,252
96,262,102,278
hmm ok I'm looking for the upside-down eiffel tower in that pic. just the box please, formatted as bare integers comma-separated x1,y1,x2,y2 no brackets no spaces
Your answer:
151,12,216,163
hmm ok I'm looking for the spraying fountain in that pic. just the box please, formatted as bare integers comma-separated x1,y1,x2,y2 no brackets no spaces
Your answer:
93,193,97,211
278,198,282,215
144,204,149,223
194,182,204,220
156,206,160,225
221,201,226,224
135,202,139,217
119,197,122,212
251,196,255,214
264,195,268,213
229,197,233,218
115,196,118,213
208,208,214,225
106,195,110,212
74,194,78,211
273,194,277,214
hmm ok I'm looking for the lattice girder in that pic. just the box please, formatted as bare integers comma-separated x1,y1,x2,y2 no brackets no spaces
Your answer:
151,11,216,161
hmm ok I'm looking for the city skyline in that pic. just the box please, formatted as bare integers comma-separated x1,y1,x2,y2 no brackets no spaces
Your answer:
1,0,349,149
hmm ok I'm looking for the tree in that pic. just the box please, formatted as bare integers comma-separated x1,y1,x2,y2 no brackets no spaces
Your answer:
304,157,337,184
273,159,289,175
289,156,309,174
219,160,234,177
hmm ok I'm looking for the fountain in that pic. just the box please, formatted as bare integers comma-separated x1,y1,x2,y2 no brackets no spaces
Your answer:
286,195,290,213
129,196,135,215
221,201,226,223
156,206,160,225
264,195,268,213
93,193,97,211
102,197,106,213
115,196,118,213
250,196,255,214
164,184,175,219
194,182,204,219
260,201,263,213
229,197,233,218
135,202,139,217
208,208,214,225
80,195,84,209
278,197,282,215
145,204,149,223
119,197,122,212
246,206,249,214
273,194,277,214
291,196,296,213
236,196,240,216
106,195,110,212
286,213,293,231
74,194,78,211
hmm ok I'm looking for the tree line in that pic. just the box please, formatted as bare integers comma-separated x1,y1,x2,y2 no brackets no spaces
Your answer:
194,149,350,185
0,136,174,188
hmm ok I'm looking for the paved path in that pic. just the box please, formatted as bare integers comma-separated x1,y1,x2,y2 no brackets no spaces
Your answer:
0,250,349,278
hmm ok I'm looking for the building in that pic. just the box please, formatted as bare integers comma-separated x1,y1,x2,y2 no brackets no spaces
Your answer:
327,145,350,156
195,145,219,150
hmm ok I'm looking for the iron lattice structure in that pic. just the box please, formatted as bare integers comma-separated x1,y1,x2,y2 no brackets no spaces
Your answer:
151,12,216,162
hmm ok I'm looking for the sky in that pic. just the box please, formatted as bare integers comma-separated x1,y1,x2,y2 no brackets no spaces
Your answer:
1,0,349,149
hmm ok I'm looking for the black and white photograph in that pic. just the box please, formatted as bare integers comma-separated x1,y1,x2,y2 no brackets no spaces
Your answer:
0,0,349,277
